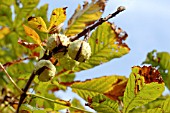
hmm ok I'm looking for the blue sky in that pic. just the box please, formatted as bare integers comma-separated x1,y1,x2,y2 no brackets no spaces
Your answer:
38,0,170,111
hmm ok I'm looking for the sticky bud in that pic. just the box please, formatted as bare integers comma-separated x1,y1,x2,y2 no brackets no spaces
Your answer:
68,40,91,62
34,60,56,82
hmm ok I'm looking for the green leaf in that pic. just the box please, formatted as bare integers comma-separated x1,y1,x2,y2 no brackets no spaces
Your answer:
69,98,85,112
123,66,165,113
75,22,130,71
0,3,12,26
142,108,162,113
71,75,127,101
161,96,170,112
87,94,120,113
143,50,170,90
65,0,106,36
19,104,47,113
14,0,39,27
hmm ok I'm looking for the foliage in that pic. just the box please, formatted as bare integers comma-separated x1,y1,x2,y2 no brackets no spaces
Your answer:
0,0,170,113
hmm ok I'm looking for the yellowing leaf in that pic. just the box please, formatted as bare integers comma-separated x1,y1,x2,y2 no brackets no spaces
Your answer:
28,17,48,33
48,7,67,32
75,22,130,71
23,24,41,45
0,27,10,39
71,75,127,101
123,66,165,113
65,0,106,36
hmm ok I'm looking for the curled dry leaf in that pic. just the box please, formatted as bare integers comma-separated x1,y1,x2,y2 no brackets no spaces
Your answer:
18,38,39,50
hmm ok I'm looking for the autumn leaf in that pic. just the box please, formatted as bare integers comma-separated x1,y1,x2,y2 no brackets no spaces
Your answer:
23,24,42,46
70,75,127,101
143,50,170,90
18,38,39,50
123,66,165,113
65,0,106,36
48,7,67,33
0,27,10,39
28,16,48,33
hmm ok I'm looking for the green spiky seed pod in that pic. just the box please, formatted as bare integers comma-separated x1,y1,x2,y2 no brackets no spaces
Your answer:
59,53,79,70
68,40,91,62
46,33,70,52
34,60,56,82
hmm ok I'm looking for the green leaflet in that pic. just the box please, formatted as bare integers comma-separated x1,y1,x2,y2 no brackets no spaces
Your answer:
19,104,47,113
140,97,170,113
0,3,12,26
14,0,39,27
71,75,127,101
143,50,170,90
87,94,120,113
65,0,106,36
142,108,162,113
69,98,85,112
123,66,165,113
75,22,130,71
161,96,170,112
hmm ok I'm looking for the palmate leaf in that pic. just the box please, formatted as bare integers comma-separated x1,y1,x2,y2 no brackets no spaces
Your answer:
75,22,130,71
87,94,120,113
123,66,165,113
65,0,106,36
143,50,170,90
71,75,127,101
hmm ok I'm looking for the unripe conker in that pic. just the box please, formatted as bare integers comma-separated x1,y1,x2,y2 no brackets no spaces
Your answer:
46,34,70,56
34,60,56,82
68,40,91,62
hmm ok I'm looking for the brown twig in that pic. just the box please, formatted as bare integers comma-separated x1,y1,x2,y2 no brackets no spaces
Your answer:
16,6,125,113
70,6,125,41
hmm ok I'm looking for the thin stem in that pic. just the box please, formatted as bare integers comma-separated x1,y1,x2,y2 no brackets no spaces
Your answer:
27,93,93,113
0,63,23,94
70,6,126,41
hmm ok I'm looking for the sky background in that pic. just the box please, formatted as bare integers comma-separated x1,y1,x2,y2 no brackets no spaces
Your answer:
38,0,170,112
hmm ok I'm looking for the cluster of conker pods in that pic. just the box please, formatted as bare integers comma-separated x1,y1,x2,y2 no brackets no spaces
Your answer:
34,34,92,82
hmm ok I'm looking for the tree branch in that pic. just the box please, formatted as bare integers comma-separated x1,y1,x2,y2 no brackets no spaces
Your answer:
70,6,126,41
